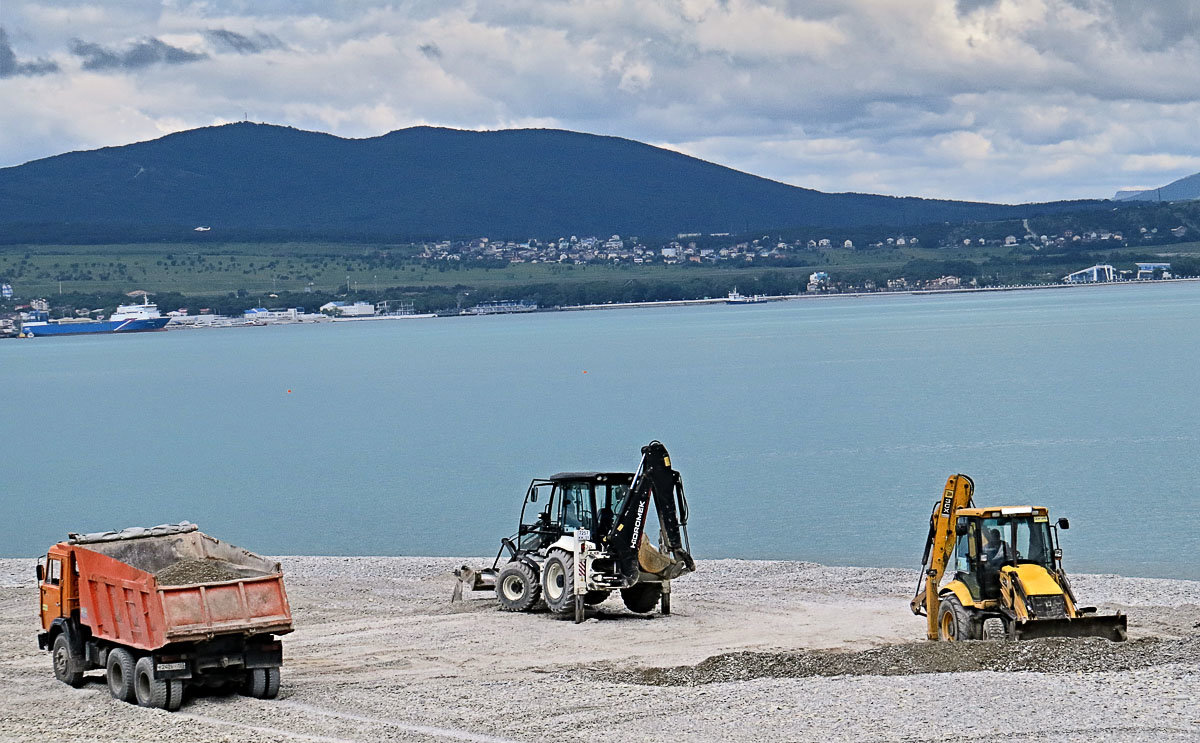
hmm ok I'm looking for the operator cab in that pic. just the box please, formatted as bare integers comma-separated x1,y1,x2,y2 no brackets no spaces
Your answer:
517,472,633,552
952,506,1068,601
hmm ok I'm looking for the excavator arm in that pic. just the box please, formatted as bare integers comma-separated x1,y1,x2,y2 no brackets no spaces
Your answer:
605,441,695,582
910,474,974,640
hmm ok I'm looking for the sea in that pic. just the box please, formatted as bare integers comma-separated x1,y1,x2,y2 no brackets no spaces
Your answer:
3,282,1199,580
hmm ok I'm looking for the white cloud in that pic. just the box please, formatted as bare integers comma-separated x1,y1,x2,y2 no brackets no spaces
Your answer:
2,0,1200,204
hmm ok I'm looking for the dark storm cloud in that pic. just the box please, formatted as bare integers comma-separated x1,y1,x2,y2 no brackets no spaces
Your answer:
0,27,58,77
418,42,441,59
205,29,286,54
955,0,1000,13
69,37,207,71
1074,0,1200,52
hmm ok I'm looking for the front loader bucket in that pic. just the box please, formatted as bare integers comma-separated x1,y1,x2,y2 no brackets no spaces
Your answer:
451,566,496,602
1014,613,1127,642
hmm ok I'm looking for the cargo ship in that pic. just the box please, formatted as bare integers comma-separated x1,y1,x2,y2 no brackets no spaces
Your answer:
20,300,170,337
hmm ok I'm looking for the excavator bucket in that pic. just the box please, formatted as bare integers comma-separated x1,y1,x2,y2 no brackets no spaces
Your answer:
451,565,496,602
1014,613,1127,642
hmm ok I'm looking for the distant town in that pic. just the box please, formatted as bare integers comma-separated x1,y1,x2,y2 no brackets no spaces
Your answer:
414,222,1188,267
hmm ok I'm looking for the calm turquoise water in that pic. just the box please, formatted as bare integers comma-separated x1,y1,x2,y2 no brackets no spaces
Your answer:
3,283,1199,579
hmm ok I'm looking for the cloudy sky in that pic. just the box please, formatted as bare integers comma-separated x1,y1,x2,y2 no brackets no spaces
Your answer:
1,0,1198,203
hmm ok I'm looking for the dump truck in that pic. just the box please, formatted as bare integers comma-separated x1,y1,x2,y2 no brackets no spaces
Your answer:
36,522,292,710
454,440,695,622
911,474,1127,642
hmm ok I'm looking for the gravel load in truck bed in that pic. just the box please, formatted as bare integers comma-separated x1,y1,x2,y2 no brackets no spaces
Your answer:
155,559,245,586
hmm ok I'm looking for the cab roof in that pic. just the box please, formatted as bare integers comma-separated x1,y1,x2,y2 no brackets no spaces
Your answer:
548,472,633,482
958,505,1049,518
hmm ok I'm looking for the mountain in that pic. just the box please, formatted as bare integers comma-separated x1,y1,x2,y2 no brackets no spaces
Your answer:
0,123,1108,242
1114,172,1200,202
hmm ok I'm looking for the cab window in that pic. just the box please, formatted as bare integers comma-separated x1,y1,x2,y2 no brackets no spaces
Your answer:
1015,518,1054,567
46,558,62,586
559,481,593,531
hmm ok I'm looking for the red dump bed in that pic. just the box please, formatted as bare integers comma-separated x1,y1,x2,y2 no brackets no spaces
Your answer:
66,526,292,652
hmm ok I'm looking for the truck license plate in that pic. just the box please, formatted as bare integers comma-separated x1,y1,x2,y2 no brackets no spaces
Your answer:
156,662,187,672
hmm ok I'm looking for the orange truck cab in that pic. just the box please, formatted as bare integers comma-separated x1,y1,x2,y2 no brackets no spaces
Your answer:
37,523,292,711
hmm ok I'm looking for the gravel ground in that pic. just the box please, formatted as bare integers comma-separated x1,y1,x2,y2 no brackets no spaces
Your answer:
1,556,1197,742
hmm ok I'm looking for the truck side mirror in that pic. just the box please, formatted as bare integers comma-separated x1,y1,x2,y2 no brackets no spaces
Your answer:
36,564,44,582
1057,518,1070,530
955,518,969,536
529,492,537,503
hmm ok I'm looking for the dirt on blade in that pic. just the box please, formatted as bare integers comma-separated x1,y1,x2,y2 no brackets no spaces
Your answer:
607,636,1200,686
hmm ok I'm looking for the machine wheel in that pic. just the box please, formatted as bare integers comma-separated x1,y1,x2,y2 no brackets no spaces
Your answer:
51,634,84,687
134,656,184,710
937,597,978,641
243,667,281,699
541,550,575,615
495,561,541,612
106,647,137,702
583,590,610,606
621,583,662,614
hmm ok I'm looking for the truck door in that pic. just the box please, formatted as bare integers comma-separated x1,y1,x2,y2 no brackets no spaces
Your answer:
39,555,64,630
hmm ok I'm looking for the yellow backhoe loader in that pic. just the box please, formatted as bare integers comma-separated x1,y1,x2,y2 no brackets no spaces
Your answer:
910,474,1126,642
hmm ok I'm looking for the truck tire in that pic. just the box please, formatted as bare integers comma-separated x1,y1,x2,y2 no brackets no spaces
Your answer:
621,583,662,614
134,656,184,711
51,634,85,687
541,550,575,615
496,561,541,612
938,596,978,641
106,647,137,702
243,667,281,699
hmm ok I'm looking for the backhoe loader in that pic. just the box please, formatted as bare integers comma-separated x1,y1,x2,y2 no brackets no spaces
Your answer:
910,474,1126,642
453,440,695,623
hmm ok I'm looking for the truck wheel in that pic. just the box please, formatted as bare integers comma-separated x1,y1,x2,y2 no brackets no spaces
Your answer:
134,656,184,710
495,561,541,612
621,583,662,614
243,667,281,699
106,647,137,702
937,596,978,641
51,634,84,687
541,550,575,615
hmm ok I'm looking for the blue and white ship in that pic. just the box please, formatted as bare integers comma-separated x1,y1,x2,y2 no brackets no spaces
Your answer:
21,299,170,337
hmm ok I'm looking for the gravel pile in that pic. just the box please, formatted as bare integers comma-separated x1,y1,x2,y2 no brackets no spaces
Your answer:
155,559,245,586
611,636,1200,686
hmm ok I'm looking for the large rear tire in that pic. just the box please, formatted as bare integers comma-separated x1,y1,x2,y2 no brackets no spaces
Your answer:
541,550,575,615
495,561,540,612
134,656,184,710
243,667,281,699
106,647,137,702
937,596,978,641
51,634,84,688
621,583,662,614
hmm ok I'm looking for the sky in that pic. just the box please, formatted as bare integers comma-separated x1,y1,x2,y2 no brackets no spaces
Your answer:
1,0,1199,204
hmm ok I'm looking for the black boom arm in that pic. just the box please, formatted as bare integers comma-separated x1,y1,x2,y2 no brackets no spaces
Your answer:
606,440,695,581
